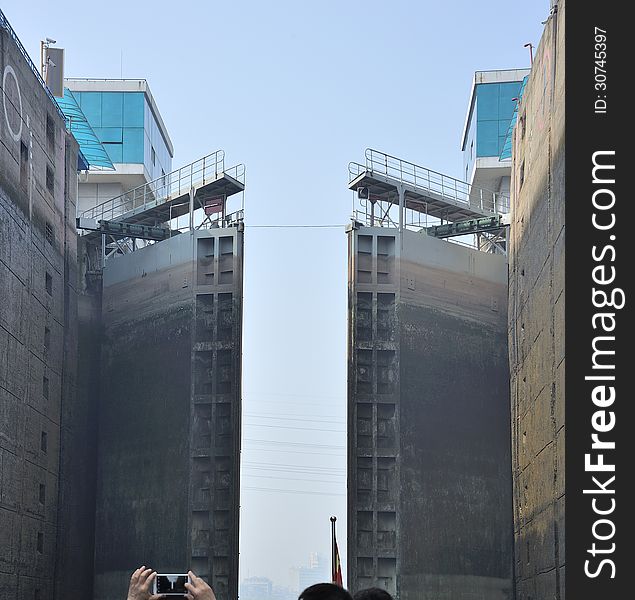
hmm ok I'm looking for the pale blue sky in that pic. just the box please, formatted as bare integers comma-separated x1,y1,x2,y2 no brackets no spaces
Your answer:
6,0,547,590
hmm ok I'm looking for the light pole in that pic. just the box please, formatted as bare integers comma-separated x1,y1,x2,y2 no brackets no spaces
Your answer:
524,42,534,66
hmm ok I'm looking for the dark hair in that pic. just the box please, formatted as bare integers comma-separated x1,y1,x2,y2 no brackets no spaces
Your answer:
352,588,394,600
299,583,353,600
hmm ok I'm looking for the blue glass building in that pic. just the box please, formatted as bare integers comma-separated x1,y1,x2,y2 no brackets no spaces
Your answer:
461,69,530,196
65,79,174,213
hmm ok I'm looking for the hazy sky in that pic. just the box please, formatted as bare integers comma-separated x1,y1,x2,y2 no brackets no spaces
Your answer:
6,0,547,589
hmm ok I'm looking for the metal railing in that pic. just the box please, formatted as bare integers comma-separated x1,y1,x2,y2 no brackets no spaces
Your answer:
349,148,509,216
0,9,66,121
80,150,245,222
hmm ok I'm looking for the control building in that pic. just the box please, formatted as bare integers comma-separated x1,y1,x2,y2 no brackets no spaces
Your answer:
65,78,174,215
462,69,530,199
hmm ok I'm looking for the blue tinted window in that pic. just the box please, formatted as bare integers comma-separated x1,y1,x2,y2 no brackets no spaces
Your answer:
123,93,144,127
103,143,123,163
473,80,524,157
101,93,124,127
499,120,511,136
78,92,102,128
476,121,499,156
499,82,522,119
122,128,144,163
476,85,498,120
94,127,123,143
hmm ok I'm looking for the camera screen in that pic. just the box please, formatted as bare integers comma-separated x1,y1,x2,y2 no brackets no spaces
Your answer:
156,575,188,594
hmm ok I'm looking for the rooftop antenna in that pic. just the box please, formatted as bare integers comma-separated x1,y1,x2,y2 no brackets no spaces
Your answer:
524,43,534,66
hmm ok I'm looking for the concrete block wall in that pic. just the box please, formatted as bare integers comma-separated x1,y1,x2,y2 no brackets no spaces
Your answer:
94,228,242,600
1,25,79,600
347,227,513,599
507,2,565,599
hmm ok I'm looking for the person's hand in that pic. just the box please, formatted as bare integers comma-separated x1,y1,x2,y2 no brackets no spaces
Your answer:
184,571,216,600
127,566,164,600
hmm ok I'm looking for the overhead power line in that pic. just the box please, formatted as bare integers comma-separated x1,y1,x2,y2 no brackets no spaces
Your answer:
242,446,343,457
244,422,345,433
244,413,345,425
243,460,345,473
242,486,345,497
242,474,344,485
244,437,345,450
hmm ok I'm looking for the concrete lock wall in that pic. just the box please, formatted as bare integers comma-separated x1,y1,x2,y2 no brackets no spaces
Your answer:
347,227,512,599
508,2,565,599
94,228,243,600
1,25,83,600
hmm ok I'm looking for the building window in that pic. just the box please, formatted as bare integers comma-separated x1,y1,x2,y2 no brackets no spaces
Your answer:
45,222,54,245
43,375,49,400
20,141,29,186
46,165,54,195
519,160,525,190
44,326,51,352
45,271,53,295
151,146,156,166
37,532,44,554
46,114,55,151
39,483,46,505
40,431,48,453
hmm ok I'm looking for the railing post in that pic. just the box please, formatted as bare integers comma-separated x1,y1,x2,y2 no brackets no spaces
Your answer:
397,183,405,236
189,187,195,232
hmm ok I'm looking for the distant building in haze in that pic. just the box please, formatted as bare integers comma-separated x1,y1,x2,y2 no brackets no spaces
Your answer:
291,553,330,593
240,576,273,599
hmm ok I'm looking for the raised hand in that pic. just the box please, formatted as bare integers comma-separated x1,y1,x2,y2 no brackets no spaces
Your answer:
184,571,216,600
127,566,164,600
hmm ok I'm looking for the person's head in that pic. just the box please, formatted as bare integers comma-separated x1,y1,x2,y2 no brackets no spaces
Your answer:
299,583,353,600
353,588,394,600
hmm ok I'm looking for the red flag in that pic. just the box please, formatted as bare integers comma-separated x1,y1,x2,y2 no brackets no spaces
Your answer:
332,537,343,586
331,516,343,586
